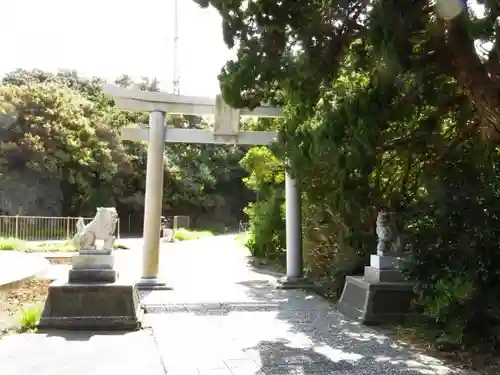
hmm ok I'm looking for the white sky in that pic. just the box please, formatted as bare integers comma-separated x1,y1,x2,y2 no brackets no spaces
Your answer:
0,0,235,97
0,1,489,98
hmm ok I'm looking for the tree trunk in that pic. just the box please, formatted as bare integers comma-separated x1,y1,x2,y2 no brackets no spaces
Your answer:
447,14,500,141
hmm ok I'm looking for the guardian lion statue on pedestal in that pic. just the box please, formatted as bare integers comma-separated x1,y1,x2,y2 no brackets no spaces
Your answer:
72,207,118,251
376,210,402,256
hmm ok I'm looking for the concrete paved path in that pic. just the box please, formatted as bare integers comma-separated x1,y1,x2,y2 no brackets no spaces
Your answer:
0,235,472,375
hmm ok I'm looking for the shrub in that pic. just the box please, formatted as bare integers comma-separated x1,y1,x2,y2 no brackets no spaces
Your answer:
404,144,500,349
173,228,214,241
0,237,24,250
244,192,286,261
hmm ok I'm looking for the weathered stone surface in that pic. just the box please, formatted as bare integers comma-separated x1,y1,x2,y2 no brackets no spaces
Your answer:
364,266,405,282
376,210,403,256
68,269,118,283
72,207,118,251
79,249,112,255
274,276,314,290
136,277,172,291
71,254,114,270
370,254,403,269
38,279,143,330
338,275,415,324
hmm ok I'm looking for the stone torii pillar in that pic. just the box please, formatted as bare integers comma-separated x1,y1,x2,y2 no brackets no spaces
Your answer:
103,85,309,289
141,111,166,286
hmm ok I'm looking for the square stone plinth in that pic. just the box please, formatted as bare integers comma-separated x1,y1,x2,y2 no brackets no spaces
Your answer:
72,254,114,270
79,249,112,255
68,269,117,283
364,266,405,283
275,276,314,290
38,279,143,331
370,254,403,269
338,276,415,324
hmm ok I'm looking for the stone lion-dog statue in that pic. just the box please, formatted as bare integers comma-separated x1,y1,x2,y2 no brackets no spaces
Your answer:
72,207,118,251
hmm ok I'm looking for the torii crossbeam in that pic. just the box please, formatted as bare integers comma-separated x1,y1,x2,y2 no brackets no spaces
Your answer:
104,85,308,290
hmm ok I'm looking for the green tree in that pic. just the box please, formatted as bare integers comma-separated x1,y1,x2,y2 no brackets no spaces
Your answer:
0,83,133,214
240,146,285,260
193,0,500,349
0,69,252,231
194,0,499,139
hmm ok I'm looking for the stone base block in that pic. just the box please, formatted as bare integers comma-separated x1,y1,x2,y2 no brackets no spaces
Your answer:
136,277,172,291
79,249,112,255
72,255,114,270
364,266,404,283
68,269,117,283
38,279,143,331
370,255,403,269
338,276,415,324
275,276,314,290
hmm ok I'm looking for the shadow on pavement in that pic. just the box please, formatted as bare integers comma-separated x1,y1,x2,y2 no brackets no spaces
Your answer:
39,329,127,341
141,275,466,374
234,279,467,375
251,339,356,374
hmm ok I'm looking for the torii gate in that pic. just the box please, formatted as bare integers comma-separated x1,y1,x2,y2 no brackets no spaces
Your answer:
103,85,308,290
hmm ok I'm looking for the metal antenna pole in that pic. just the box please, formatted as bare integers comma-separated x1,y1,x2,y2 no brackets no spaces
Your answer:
172,0,180,95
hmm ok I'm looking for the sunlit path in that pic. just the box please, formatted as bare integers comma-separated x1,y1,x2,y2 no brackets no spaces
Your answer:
0,236,472,374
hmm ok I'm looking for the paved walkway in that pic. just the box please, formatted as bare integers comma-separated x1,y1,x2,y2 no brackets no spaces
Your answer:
0,236,472,375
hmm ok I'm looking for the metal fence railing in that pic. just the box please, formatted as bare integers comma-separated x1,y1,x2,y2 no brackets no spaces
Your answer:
0,215,121,241
239,221,249,233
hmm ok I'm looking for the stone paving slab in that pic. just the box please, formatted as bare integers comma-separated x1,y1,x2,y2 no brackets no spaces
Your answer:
0,329,165,375
142,281,471,375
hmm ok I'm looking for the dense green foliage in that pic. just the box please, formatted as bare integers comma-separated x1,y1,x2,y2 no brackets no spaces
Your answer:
2,0,500,351
240,145,285,260
196,0,500,349
0,69,252,232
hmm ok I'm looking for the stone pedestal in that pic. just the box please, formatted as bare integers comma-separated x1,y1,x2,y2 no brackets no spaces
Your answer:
364,255,404,283
338,255,415,324
38,248,143,331
136,277,172,291
69,250,117,283
275,276,313,290
38,279,143,330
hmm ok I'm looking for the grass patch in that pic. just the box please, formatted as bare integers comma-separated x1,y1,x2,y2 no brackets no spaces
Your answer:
173,228,214,241
17,304,43,333
0,237,129,252
0,237,24,250
25,241,75,253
